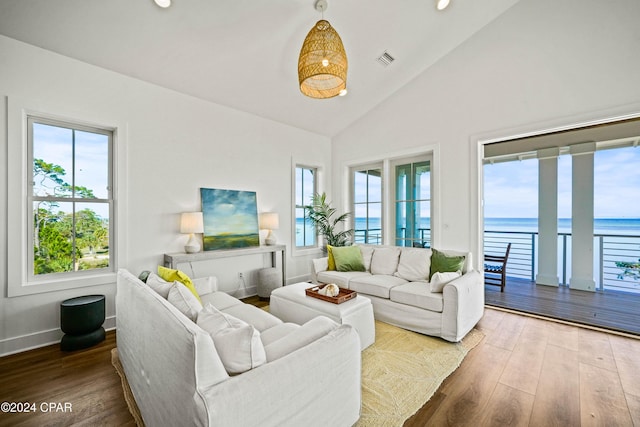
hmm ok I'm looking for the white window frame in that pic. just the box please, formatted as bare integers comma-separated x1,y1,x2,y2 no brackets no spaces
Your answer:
294,164,317,250
7,97,127,297
390,154,433,248
350,162,384,245
28,116,114,281
344,145,440,248
291,161,325,256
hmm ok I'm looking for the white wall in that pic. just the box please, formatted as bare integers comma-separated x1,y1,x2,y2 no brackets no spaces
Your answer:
332,0,640,267
0,35,330,355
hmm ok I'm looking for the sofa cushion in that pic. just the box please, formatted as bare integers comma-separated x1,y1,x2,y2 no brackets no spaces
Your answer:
222,303,283,332
394,248,431,282
158,266,201,302
430,271,462,293
332,245,366,272
390,282,444,313
146,272,173,298
429,249,466,279
197,304,266,375
349,274,407,299
201,291,244,311
359,245,375,271
260,322,300,346
370,246,401,275
193,276,217,296
316,271,371,288
167,282,203,321
263,316,338,362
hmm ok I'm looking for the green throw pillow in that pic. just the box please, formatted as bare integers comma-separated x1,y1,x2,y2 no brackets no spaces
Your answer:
332,245,365,272
429,249,465,280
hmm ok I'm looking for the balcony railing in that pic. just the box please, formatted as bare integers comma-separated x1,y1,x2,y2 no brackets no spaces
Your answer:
354,227,640,294
354,227,431,247
485,230,640,294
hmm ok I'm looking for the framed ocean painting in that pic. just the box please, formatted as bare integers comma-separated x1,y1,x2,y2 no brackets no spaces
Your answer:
200,188,260,250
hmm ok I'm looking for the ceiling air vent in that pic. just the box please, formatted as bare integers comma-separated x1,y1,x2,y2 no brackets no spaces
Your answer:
376,51,395,67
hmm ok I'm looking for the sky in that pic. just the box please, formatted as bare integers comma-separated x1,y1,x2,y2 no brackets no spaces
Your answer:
33,122,110,218
484,146,640,218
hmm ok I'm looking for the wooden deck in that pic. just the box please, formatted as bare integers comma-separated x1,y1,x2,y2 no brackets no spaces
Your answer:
485,277,640,337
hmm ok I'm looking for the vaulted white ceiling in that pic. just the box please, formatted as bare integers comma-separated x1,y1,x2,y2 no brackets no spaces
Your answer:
0,0,520,136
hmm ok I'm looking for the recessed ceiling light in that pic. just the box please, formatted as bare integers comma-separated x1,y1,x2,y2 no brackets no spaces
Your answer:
436,0,450,11
154,0,171,8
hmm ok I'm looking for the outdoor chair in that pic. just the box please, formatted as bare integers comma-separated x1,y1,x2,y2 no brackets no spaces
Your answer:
484,243,511,292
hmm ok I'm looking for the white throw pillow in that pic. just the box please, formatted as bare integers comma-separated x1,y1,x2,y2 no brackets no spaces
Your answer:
193,276,218,296
429,271,462,293
359,245,375,272
198,303,245,331
370,247,401,275
264,316,337,362
167,282,203,321
198,304,266,375
394,248,431,282
146,272,173,298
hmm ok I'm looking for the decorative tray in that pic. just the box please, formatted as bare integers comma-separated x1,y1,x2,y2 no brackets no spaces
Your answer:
305,283,357,304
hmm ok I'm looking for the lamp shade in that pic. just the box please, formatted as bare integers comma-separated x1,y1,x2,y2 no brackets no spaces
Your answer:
180,212,204,234
259,212,280,230
298,19,348,99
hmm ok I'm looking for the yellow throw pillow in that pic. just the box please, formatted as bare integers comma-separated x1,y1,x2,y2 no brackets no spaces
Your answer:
157,266,201,303
327,245,336,271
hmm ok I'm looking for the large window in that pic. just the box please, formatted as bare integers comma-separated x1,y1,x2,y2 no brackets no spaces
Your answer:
28,116,113,279
394,160,431,247
350,152,434,248
295,165,317,248
352,167,382,244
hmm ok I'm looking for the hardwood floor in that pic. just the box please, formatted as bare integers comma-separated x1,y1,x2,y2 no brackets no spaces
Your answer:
405,307,640,426
485,277,640,336
1,306,638,426
0,331,135,427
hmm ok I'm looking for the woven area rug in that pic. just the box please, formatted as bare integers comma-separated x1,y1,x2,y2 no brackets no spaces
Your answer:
111,349,145,427
357,321,484,426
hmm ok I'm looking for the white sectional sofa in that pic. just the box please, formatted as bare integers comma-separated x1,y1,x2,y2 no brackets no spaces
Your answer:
116,269,361,427
310,244,484,342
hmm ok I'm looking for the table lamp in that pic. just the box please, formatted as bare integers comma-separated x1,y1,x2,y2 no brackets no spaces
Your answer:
180,212,204,253
259,212,279,246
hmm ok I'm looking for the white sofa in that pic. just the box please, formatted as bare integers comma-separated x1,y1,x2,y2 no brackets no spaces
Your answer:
310,244,484,342
116,269,361,427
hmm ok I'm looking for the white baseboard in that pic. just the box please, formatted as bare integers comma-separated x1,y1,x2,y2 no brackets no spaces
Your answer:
0,315,116,357
232,285,257,299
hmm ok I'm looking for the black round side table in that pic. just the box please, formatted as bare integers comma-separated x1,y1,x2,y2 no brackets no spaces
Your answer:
60,294,106,351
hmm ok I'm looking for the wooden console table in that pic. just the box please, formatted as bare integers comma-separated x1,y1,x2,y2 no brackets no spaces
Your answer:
164,245,286,287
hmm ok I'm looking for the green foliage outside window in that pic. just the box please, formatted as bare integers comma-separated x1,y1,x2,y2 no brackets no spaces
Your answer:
33,158,109,275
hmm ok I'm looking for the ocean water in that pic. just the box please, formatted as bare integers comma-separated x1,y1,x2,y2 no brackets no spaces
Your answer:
296,217,640,245
485,217,640,235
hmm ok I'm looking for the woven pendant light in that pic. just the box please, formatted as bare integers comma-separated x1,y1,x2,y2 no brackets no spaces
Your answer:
298,1,348,99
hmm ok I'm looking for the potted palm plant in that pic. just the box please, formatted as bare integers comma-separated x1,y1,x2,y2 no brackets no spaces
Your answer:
305,192,353,248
